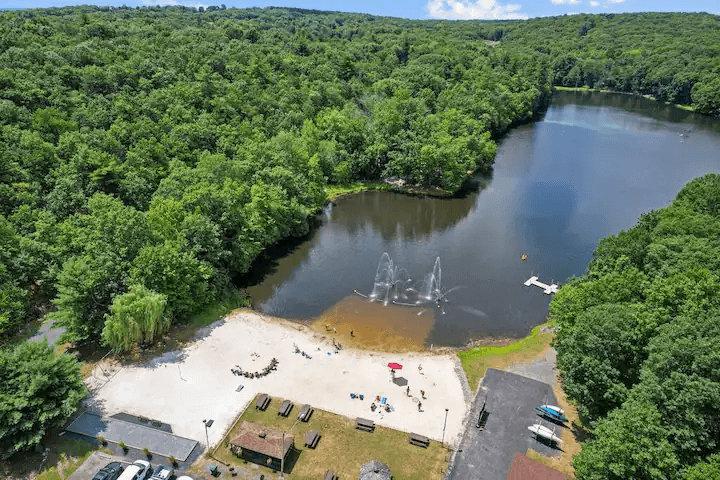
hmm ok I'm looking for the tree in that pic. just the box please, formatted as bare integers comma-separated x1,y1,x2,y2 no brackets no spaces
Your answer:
102,284,169,351
0,341,86,459
572,400,679,480
555,303,648,422
684,454,720,480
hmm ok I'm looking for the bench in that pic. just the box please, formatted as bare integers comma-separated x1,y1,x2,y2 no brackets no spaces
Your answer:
409,432,430,448
255,394,270,411
356,417,375,432
304,430,320,449
324,470,338,480
298,404,314,422
278,399,293,417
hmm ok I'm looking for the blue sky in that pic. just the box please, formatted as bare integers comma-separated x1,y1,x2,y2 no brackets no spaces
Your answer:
3,0,718,20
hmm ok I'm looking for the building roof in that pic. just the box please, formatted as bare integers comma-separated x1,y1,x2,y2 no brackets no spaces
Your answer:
507,453,572,480
229,421,294,460
359,460,392,480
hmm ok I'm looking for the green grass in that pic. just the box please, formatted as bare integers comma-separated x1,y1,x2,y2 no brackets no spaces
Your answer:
553,86,594,92
186,291,250,329
324,181,389,200
35,438,103,480
214,395,449,480
457,323,554,391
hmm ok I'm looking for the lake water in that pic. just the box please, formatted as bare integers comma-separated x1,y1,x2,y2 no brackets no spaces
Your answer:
243,91,720,347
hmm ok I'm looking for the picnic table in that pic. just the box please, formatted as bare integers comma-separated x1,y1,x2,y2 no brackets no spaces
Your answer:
297,404,314,422
278,399,293,417
409,432,430,448
255,394,270,411
304,430,320,449
356,417,375,432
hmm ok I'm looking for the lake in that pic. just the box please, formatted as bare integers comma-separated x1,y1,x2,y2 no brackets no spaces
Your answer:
243,91,720,348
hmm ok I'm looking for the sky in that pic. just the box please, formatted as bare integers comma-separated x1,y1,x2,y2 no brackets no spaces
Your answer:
2,0,718,20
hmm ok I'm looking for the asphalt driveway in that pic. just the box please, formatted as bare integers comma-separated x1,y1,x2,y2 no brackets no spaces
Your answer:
448,369,562,480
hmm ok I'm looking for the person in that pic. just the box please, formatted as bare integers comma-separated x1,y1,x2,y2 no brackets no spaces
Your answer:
350,328,354,337
421,389,426,399
325,324,331,331
333,327,337,334
418,402,422,412
418,364,423,374
406,386,410,396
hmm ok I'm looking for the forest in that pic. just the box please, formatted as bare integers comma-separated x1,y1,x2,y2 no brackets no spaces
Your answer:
0,5,719,463
550,173,720,479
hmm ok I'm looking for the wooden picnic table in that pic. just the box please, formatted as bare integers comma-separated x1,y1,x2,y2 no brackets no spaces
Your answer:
356,417,375,432
409,432,430,448
304,430,320,449
255,394,270,411
278,399,293,417
297,404,314,422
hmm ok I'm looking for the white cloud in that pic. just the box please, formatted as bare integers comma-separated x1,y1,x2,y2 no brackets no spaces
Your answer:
426,0,529,19
607,0,625,3
551,0,580,5
589,0,599,6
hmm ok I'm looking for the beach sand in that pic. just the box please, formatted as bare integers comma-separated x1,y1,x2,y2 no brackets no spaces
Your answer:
86,309,469,449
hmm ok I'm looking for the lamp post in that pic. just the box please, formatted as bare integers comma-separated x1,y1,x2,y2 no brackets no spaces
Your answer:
441,408,449,447
203,419,214,454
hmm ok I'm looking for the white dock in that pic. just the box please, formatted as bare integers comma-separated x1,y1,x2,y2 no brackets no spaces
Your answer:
524,276,559,295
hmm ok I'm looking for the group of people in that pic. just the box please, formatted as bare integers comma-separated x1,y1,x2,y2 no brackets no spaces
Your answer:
230,357,279,379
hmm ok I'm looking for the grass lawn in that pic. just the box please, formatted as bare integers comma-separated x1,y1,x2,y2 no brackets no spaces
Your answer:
457,323,554,391
324,181,389,200
213,395,449,480
35,437,107,480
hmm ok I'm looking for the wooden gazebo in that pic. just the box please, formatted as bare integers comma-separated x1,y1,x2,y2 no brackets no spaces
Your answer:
229,421,294,468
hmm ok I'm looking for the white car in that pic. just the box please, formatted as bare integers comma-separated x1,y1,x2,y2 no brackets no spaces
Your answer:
117,460,152,480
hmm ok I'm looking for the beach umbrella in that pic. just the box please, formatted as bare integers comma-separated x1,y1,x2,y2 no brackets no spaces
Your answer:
387,362,403,370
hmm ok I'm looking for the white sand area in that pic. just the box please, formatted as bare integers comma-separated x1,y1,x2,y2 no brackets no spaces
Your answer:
87,311,470,449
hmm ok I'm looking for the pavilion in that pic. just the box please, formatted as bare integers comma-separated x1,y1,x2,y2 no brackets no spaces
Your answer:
229,421,294,470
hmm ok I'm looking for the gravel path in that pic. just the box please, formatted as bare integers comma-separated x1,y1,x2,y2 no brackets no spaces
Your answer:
504,348,558,387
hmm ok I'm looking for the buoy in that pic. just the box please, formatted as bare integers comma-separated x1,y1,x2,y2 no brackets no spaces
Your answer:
521,254,528,261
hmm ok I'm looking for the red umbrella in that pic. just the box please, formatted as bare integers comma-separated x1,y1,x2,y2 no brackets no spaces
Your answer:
387,362,403,370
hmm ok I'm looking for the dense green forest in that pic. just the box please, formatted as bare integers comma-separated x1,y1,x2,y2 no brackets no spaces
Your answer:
495,12,720,115
550,173,720,479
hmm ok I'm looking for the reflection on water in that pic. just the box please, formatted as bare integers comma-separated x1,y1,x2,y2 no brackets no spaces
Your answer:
244,91,720,347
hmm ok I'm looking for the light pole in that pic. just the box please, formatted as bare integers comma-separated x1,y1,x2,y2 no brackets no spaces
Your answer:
441,408,449,447
203,419,214,454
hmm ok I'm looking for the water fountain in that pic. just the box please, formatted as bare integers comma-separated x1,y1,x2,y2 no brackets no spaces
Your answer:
356,254,463,314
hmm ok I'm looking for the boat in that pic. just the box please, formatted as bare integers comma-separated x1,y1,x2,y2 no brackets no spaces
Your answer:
535,405,568,423
527,423,562,444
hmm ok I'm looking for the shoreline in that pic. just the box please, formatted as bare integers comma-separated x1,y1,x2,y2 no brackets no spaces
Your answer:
553,86,696,111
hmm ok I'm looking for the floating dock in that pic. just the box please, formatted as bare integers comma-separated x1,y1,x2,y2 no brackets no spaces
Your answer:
524,276,559,295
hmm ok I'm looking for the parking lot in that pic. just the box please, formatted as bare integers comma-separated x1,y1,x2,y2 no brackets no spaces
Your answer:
449,369,562,480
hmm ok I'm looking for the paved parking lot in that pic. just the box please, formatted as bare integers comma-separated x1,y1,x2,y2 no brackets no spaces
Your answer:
449,369,562,480
68,452,129,480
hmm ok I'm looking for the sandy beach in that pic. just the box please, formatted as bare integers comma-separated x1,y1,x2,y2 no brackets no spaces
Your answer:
86,310,470,449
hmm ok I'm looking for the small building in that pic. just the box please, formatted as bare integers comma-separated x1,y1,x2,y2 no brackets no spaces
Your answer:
507,453,572,480
229,421,294,470
359,460,392,480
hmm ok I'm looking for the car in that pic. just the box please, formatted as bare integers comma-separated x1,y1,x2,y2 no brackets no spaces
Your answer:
149,464,174,480
92,461,125,480
117,460,152,480
176,477,195,480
